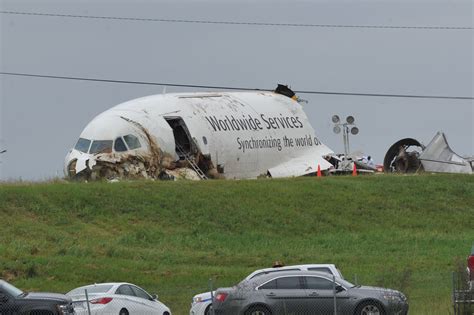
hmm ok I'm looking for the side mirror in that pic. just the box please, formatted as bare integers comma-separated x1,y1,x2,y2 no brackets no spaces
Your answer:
151,294,158,300
335,285,345,293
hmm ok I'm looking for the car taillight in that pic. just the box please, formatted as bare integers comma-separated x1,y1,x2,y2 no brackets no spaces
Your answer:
215,293,228,302
468,255,474,271
90,297,113,304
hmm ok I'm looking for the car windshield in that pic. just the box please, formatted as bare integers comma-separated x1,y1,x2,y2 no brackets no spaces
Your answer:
0,280,24,297
68,284,113,296
337,278,355,288
74,138,91,153
89,140,113,154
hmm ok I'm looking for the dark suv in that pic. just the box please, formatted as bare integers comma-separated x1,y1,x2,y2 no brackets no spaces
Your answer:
0,280,75,315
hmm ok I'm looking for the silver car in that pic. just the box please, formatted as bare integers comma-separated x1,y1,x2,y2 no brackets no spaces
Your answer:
212,270,408,315
190,264,343,315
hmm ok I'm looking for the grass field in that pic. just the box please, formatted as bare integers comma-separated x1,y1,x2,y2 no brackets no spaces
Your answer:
0,174,473,314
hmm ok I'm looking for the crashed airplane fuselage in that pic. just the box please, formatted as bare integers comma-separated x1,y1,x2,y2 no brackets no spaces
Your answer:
65,88,334,180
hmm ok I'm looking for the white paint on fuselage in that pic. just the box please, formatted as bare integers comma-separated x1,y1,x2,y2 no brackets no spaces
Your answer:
65,91,333,179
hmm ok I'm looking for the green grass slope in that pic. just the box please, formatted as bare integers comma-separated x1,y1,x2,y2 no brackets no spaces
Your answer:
0,174,473,314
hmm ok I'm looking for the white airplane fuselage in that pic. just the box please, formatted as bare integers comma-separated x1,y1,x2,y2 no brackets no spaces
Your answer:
65,91,333,179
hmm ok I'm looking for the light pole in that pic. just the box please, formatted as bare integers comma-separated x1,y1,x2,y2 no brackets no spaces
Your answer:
331,115,359,157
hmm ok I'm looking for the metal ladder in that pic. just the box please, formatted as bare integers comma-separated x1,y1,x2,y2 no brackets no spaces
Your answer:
175,144,208,180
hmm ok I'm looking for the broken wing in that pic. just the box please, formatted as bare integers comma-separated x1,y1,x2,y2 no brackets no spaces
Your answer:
267,151,333,178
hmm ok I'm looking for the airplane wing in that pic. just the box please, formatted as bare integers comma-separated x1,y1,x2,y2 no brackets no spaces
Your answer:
267,151,333,178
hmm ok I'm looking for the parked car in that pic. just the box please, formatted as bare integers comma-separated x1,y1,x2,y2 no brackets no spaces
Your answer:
0,279,75,315
468,245,474,290
190,264,343,315
66,282,171,315
212,270,408,315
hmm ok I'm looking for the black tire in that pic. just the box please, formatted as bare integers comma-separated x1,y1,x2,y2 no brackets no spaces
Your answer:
119,308,129,315
163,312,170,315
204,305,211,315
244,305,272,315
354,301,385,315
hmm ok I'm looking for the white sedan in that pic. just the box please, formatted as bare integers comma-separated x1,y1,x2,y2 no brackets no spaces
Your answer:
67,282,171,315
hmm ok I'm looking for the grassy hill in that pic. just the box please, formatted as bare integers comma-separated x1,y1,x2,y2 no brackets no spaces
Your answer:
0,174,473,314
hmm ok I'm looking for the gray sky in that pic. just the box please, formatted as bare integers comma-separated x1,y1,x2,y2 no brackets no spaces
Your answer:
1,0,473,180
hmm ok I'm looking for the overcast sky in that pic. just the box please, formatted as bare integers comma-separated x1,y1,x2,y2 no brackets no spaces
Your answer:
0,0,473,180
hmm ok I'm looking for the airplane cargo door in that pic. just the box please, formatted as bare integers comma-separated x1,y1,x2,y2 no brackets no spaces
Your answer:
164,117,195,158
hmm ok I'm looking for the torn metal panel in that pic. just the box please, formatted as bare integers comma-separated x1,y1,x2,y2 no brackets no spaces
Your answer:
354,160,376,172
75,157,88,174
419,132,473,174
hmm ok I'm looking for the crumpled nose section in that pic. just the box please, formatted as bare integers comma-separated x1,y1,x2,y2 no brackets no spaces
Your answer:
75,155,97,174
65,151,97,178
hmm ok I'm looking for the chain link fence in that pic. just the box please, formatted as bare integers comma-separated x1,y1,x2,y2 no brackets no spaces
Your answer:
0,286,171,315
193,272,473,315
452,271,474,315
70,287,172,315
203,274,409,315
1,271,473,314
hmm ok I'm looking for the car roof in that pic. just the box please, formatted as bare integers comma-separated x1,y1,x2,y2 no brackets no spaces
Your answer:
246,264,338,279
69,282,135,292
245,270,341,286
78,282,131,287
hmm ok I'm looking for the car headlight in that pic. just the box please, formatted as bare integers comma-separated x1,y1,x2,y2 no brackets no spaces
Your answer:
57,304,74,314
383,294,403,302
193,296,203,303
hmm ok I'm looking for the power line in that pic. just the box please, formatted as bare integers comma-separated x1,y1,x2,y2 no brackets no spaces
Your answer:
1,10,473,30
1,71,472,100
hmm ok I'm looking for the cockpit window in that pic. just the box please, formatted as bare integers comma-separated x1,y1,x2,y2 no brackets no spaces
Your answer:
90,140,113,154
74,138,91,153
123,134,141,150
114,137,128,152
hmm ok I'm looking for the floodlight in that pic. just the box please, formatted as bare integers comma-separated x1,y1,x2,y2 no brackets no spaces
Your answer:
333,126,341,134
346,116,355,124
332,115,340,123
351,127,359,135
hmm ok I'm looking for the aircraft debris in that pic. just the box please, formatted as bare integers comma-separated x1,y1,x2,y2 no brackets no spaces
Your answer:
384,132,473,174
327,153,376,175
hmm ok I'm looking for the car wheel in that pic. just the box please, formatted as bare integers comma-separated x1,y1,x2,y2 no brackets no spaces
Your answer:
204,305,212,315
245,305,272,315
119,308,129,315
355,301,385,315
